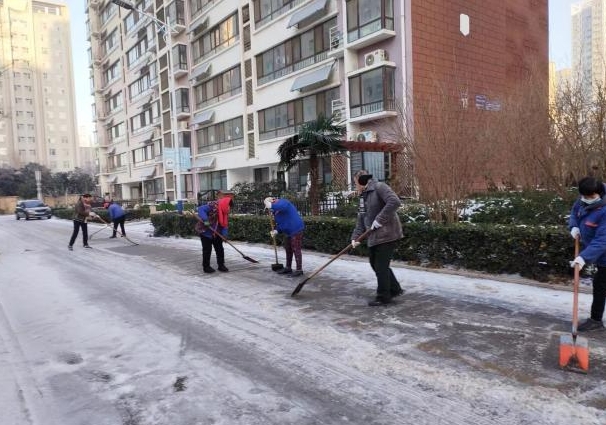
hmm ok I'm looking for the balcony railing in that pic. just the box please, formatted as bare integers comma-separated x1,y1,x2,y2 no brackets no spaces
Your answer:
349,99,396,118
347,17,394,43
194,35,239,66
257,51,328,86
195,86,242,110
198,137,244,153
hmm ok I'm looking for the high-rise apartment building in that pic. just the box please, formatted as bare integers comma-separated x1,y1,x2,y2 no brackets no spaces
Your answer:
0,0,81,172
87,0,547,202
572,0,606,98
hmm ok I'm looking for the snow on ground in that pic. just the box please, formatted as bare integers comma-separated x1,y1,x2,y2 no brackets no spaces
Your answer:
1,216,605,425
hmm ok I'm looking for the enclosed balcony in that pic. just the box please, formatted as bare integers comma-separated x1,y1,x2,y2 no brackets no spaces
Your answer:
348,65,397,123
345,0,395,50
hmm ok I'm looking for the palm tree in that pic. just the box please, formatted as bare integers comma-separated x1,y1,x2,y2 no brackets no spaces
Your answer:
277,113,346,215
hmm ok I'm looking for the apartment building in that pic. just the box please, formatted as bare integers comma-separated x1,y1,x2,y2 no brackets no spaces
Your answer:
572,0,606,98
0,0,81,172
87,0,547,202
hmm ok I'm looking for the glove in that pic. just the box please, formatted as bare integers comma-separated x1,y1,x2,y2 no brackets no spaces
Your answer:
351,240,360,249
370,220,382,230
203,220,209,227
570,256,585,270
89,211,98,218
264,197,273,210
570,227,580,239
270,230,278,238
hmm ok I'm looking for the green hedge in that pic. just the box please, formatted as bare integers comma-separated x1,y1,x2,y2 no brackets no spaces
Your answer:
150,213,573,282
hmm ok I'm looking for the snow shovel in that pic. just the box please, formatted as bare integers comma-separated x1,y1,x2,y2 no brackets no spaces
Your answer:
210,227,259,264
269,213,283,271
291,228,372,297
559,238,589,373
94,215,139,246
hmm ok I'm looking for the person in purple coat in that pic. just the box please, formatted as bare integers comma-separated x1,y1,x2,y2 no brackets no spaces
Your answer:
264,197,305,277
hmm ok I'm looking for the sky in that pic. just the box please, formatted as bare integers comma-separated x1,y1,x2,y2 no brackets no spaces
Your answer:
63,0,573,132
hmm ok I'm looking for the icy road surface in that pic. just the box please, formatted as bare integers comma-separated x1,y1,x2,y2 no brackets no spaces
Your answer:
0,215,605,425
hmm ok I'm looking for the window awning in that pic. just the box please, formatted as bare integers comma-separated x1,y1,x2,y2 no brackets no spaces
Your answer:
108,176,118,184
188,16,208,34
106,146,116,155
189,62,211,82
193,156,216,170
290,62,334,92
139,130,155,143
137,167,155,180
191,110,215,126
287,0,328,28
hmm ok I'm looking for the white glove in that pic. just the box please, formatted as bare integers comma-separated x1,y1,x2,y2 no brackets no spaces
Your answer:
570,227,580,239
570,256,585,270
89,211,98,218
270,230,278,238
264,197,273,210
371,220,382,230
351,240,360,249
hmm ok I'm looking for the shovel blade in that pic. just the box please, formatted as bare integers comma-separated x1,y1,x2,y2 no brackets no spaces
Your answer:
559,334,589,373
272,263,284,271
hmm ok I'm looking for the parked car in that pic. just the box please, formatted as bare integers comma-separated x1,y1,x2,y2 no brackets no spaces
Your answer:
15,199,52,220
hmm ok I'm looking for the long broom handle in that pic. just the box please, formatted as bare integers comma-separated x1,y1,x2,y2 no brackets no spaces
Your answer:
269,213,279,263
302,228,373,284
572,238,580,337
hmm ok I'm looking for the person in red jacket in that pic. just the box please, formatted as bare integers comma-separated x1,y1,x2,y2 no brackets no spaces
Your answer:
196,195,232,273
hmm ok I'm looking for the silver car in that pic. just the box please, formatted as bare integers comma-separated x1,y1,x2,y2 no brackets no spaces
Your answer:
15,199,52,220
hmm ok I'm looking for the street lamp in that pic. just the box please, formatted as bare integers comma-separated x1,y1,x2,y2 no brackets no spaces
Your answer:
110,0,183,202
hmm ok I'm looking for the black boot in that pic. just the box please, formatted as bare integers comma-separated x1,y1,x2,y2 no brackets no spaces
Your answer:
368,296,391,307
218,264,229,272
277,267,292,275
203,266,215,273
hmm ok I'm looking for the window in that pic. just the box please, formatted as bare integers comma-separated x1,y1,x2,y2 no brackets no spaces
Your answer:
191,0,214,20
196,116,244,153
104,61,121,85
128,63,157,100
107,122,125,141
166,0,185,26
104,29,119,53
253,0,300,27
198,170,227,191
256,18,336,85
106,92,123,114
126,28,154,67
172,44,188,71
258,87,339,140
192,13,239,65
132,144,155,165
175,88,190,113
130,103,160,132
193,65,241,109
348,66,395,118
346,0,394,42
254,167,269,183
100,2,116,26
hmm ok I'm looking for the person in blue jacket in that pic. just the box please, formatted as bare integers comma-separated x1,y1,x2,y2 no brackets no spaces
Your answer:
196,197,232,273
569,176,606,331
264,197,305,277
107,201,126,238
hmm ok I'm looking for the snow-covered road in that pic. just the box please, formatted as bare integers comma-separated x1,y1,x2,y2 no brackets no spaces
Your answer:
0,215,605,425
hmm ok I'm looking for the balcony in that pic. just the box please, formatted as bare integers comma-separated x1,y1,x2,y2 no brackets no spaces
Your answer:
345,0,396,50
348,65,397,123
348,99,397,123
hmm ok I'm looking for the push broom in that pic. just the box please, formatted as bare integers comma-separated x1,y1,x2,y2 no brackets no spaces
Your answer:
559,238,589,373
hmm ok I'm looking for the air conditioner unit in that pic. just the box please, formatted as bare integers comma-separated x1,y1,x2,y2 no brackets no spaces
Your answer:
179,122,189,130
355,130,377,143
364,49,388,67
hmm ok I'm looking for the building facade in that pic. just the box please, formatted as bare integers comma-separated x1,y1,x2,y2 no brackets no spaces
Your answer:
572,0,605,98
0,0,81,172
87,0,547,202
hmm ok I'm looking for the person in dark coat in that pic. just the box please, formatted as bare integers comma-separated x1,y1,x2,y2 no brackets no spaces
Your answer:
107,201,127,238
264,197,305,277
569,176,606,331
68,193,97,250
350,170,404,306
196,196,232,273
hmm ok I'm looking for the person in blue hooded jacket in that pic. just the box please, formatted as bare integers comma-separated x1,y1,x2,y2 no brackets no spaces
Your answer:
569,176,606,332
107,201,126,238
264,197,305,277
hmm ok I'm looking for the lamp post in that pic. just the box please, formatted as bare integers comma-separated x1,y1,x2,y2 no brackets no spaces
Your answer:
110,0,183,202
